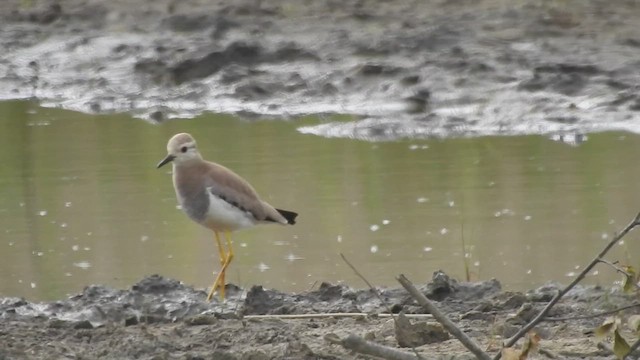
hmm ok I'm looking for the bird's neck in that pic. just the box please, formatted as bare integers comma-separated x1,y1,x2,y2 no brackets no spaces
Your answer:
173,156,203,168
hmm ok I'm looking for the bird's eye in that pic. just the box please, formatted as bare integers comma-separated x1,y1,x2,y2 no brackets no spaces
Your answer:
181,146,188,153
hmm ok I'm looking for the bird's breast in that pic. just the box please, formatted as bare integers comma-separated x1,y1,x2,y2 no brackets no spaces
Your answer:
202,190,257,231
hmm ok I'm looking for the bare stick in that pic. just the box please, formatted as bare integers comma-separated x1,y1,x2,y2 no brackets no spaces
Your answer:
597,259,640,291
307,280,318,291
495,212,640,360
340,253,424,359
244,313,433,320
339,254,373,289
597,259,630,276
397,274,492,360
325,333,422,360
543,302,640,322
340,253,397,316
461,223,471,282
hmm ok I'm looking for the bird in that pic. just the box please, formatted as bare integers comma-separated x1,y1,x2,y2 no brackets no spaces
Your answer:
157,133,298,301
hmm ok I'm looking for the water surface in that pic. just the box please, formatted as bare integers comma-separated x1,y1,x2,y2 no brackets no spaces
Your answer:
1,100,639,300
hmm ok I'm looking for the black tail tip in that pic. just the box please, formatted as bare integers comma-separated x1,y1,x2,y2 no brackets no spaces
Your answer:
277,209,298,225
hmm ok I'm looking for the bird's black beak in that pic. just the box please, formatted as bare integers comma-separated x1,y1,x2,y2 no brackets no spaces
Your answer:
157,154,175,168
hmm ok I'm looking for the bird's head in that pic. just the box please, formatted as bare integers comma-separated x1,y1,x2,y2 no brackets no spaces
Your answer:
157,133,201,168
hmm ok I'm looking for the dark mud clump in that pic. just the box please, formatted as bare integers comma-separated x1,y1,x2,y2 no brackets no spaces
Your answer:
0,272,636,359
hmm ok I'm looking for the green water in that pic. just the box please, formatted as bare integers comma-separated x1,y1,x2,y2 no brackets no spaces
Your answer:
1,100,639,300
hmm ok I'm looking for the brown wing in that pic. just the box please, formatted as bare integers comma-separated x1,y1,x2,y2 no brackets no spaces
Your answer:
200,161,287,224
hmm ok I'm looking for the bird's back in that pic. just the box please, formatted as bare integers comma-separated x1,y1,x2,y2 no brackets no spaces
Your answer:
174,160,289,227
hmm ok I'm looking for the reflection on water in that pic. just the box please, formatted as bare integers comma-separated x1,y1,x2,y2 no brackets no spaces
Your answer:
1,100,639,301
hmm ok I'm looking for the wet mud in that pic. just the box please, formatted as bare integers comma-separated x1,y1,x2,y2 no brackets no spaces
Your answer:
1,0,640,358
0,273,636,359
1,0,640,139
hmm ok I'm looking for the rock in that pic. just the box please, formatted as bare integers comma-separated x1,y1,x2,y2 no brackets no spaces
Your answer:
507,303,538,325
394,312,449,347
73,320,94,329
124,316,139,326
502,293,527,309
242,286,287,315
425,271,457,301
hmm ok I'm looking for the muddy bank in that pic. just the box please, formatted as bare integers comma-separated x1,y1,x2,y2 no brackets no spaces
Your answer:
1,0,640,140
0,273,636,359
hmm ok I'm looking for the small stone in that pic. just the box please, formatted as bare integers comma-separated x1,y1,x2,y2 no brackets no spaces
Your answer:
73,320,94,329
503,293,527,309
507,303,537,325
124,316,139,326
501,323,520,338
425,271,456,301
394,312,449,347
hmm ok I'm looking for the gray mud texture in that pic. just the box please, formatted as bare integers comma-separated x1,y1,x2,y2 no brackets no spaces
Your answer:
0,273,638,359
2,0,640,358
1,0,640,139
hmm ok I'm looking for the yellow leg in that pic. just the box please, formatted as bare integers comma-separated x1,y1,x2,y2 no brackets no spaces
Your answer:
207,231,227,301
217,232,226,295
206,231,234,301
224,230,234,272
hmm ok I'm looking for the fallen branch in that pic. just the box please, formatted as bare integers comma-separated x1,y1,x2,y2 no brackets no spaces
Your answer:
340,253,424,359
543,302,640,322
244,313,433,320
597,258,633,278
397,274,492,360
496,211,640,360
325,333,423,360
598,258,640,292
340,253,397,317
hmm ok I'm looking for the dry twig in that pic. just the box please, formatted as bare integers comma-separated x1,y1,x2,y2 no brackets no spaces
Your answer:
598,258,633,277
244,313,433,320
495,211,640,360
543,302,640,322
325,333,423,360
397,274,492,360
340,253,424,359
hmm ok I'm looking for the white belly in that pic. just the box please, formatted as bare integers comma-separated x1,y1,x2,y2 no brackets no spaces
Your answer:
200,191,257,232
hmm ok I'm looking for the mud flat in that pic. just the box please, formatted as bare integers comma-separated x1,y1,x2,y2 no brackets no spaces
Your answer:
0,273,635,359
1,1,640,358
1,0,640,139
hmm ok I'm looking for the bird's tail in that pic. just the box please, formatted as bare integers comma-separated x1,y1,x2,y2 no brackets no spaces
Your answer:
276,209,298,225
